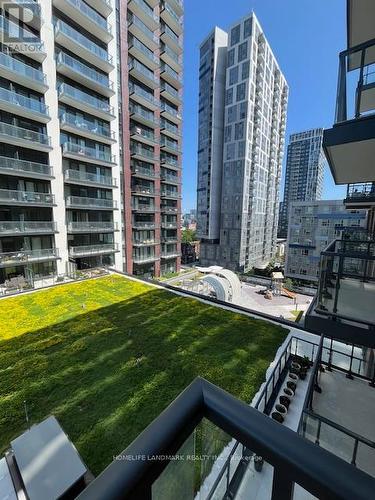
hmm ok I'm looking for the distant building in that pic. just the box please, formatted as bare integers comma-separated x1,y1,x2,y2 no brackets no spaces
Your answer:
196,13,288,272
285,200,367,283
181,240,200,264
278,129,325,238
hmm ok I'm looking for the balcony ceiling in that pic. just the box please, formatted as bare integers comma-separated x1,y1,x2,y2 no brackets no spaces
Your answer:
323,116,375,183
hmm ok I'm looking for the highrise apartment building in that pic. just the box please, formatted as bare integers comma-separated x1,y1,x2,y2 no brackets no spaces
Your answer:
278,128,325,238
197,13,288,272
0,0,183,285
285,200,367,283
120,0,183,278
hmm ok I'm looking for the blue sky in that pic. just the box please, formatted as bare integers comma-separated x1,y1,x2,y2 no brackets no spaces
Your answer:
181,0,347,212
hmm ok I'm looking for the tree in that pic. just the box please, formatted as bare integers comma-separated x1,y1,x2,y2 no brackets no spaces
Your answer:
182,229,197,243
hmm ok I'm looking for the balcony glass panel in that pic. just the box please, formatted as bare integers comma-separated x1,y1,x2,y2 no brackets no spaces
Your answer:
130,103,158,124
129,83,159,106
131,144,156,160
161,154,179,167
161,63,181,81
62,142,115,163
57,52,113,90
66,195,116,208
129,59,158,84
0,221,56,233
161,119,179,135
0,51,46,84
132,0,158,21
161,136,179,151
161,81,180,98
162,23,181,46
55,20,112,65
67,221,116,232
129,36,158,65
64,169,116,187
58,83,114,115
131,126,155,142
161,101,181,119
0,87,49,115
0,248,58,265
0,156,52,176
60,112,114,140
161,43,180,64
69,243,118,256
0,188,54,204
346,183,375,203
65,0,110,33
162,1,182,25
128,13,158,44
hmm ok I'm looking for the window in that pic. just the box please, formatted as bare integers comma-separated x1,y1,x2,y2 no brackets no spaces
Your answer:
242,61,250,80
244,18,252,38
238,41,248,62
236,82,246,101
234,121,244,140
231,25,240,46
227,105,237,123
224,125,232,142
227,48,235,67
239,102,247,119
226,143,235,160
229,66,239,85
238,141,246,157
225,88,233,106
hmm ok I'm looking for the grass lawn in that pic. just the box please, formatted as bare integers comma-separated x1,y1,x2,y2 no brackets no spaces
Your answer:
0,274,288,476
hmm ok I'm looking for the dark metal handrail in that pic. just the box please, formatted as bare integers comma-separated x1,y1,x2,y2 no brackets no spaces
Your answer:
76,377,375,500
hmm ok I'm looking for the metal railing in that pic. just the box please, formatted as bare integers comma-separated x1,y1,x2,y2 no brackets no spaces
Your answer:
76,376,375,500
58,83,114,115
346,182,375,202
64,169,116,187
0,121,51,146
0,156,52,176
0,221,56,234
62,142,115,164
0,87,49,116
0,189,54,205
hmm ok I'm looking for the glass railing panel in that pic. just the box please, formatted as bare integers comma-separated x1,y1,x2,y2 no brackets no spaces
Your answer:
0,248,58,265
129,36,158,64
66,195,116,208
64,169,115,186
0,188,54,204
129,83,159,106
66,0,110,33
0,87,49,115
130,103,158,123
0,156,52,176
128,13,158,44
67,221,116,232
60,112,114,139
0,221,56,233
69,243,117,255
58,83,114,115
0,51,46,83
129,59,158,83
62,142,114,163
57,52,113,89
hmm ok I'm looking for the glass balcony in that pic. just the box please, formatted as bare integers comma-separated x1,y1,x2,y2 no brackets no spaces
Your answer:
161,81,181,106
132,221,157,229
62,142,115,165
56,52,114,97
130,103,158,128
0,156,52,178
0,52,47,92
161,63,182,88
60,112,115,143
128,36,159,70
161,250,180,258
161,172,180,183
161,221,177,228
129,59,159,88
161,205,178,213
67,221,117,233
132,185,158,196
161,189,180,199
66,195,117,209
161,154,179,169
161,102,182,123
64,169,116,187
58,83,115,121
161,136,180,153
344,183,375,206
54,20,113,72
82,0,112,18
132,253,158,263
161,118,180,138
162,235,178,242
165,0,183,16
131,165,157,178
127,13,158,50
0,87,49,122
133,238,159,246
131,125,156,144
131,143,157,162
0,189,54,206
128,0,159,31
69,243,118,257
0,248,59,267
129,83,159,110
316,238,375,327
53,0,112,43
0,221,56,235
161,23,182,55
132,203,156,213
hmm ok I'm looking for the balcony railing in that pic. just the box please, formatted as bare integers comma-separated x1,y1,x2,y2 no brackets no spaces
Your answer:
64,169,116,187
162,1,182,25
132,185,158,195
0,189,54,205
161,250,180,258
161,172,179,183
129,83,159,107
66,195,116,209
161,43,180,65
67,221,117,233
0,156,52,177
161,155,179,167
0,87,49,116
0,51,46,85
60,112,115,141
161,136,179,152
316,238,375,326
131,144,157,160
58,83,114,116
64,0,111,34
130,0,158,23
161,81,180,99
161,119,180,136
129,36,159,65
132,253,158,263
132,221,156,229
161,62,182,82
161,102,181,119
161,189,180,198
131,165,157,178
133,238,159,246
0,248,58,267
57,52,113,91
129,59,158,84
128,13,158,44
131,126,156,143
69,243,118,257
335,38,375,123
0,122,51,146
54,20,112,66
130,103,158,125
0,221,56,235
345,183,375,203
161,22,182,47
62,142,115,164
132,204,156,212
